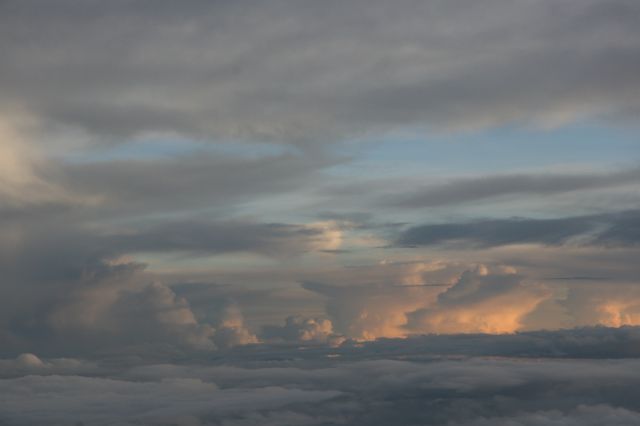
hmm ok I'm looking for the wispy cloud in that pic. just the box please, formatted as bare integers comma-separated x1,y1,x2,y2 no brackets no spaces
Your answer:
390,167,640,208
397,210,640,248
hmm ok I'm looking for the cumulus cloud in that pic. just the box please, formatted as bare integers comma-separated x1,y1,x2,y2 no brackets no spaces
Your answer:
261,316,345,346
42,264,219,352
304,262,640,339
406,266,550,334
304,281,441,340
304,265,551,339
0,257,269,356
563,284,640,328
212,304,259,350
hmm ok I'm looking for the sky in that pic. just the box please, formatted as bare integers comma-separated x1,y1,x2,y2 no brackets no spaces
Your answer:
1,0,640,425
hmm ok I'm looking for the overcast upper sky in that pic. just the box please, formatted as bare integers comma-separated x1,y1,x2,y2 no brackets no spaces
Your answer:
1,0,639,424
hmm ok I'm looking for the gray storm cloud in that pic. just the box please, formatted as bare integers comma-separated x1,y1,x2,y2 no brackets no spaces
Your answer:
1,0,639,146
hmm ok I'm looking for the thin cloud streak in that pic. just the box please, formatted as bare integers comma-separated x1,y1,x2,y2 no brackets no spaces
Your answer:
392,167,640,208
397,210,640,248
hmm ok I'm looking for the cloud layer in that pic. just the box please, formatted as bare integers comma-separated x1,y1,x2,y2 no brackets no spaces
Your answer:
398,210,640,248
2,0,640,145
5,328,640,425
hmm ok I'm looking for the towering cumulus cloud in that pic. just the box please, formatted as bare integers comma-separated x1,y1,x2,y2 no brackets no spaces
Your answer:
304,281,439,340
407,266,550,334
564,284,640,328
305,265,551,340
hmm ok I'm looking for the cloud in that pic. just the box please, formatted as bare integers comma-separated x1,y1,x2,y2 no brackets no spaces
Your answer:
0,119,87,210
107,220,343,257
8,336,640,425
2,0,639,146
0,0,637,362
60,152,336,217
41,263,219,352
0,353,99,379
212,304,259,349
303,265,551,339
303,281,441,340
450,405,640,426
398,216,596,248
406,266,550,334
397,210,640,248
0,374,340,426
594,211,640,246
0,3,639,423
301,260,637,339
261,316,345,346
0,257,270,356
349,325,640,359
563,284,640,328
392,167,640,208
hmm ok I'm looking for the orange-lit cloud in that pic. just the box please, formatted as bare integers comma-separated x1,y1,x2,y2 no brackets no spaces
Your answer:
212,304,259,349
564,284,640,328
261,316,346,346
304,281,441,340
307,264,552,340
406,266,551,334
